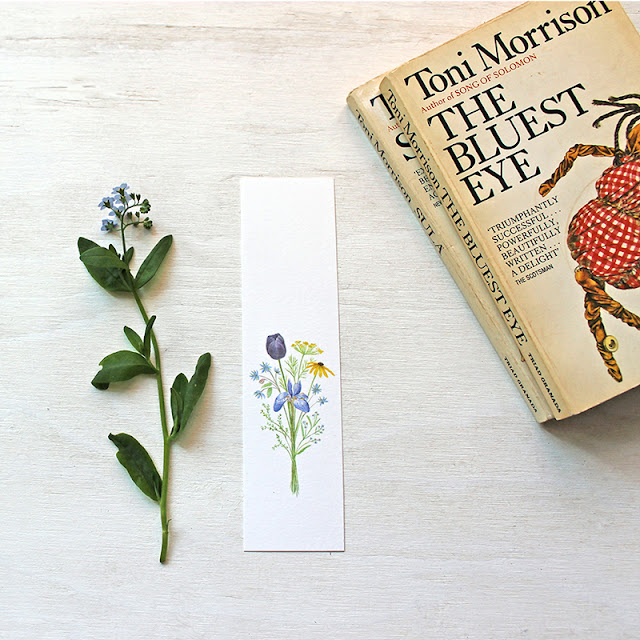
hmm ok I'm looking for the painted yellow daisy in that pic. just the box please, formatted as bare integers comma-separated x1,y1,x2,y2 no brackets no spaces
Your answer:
306,361,335,378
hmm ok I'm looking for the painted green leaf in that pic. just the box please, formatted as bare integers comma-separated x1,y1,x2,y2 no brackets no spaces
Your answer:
143,315,156,360
108,433,162,502
78,238,131,292
266,387,273,398
170,353,211,439
134,235,173,289
123,326,144,355
91,350,157,389
123,247,134,265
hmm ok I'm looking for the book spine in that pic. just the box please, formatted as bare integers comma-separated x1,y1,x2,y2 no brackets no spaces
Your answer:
379,75,568,418
347,81,554,422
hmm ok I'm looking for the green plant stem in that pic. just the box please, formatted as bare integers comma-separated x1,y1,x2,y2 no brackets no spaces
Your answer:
131,286,171,563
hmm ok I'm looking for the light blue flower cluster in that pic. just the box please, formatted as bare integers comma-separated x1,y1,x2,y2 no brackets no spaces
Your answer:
99,183,152,233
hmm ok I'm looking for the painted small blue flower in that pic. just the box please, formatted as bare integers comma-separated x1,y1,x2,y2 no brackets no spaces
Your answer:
254,389,265,399
99,196,115,210
318,397,328,405
250,370,259,381
260,362,272,374
311,383,322,395
274,380,309,413
112,183,130,194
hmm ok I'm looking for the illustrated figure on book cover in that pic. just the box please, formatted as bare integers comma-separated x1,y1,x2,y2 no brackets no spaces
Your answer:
540,95,640,382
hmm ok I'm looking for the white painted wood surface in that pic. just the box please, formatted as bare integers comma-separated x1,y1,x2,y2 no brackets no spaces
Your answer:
1,2,639,638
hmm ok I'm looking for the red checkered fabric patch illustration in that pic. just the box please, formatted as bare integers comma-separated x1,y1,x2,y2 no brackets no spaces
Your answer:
537,95,640,382
568,157,640,289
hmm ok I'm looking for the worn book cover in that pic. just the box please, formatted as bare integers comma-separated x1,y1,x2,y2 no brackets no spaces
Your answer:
348,76,554,421
382,1,640,418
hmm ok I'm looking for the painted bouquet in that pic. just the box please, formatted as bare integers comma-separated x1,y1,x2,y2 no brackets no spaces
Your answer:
251,334,334,495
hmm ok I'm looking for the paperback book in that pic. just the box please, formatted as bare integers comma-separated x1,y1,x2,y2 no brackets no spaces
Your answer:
377,1,640,419
348,76,553,421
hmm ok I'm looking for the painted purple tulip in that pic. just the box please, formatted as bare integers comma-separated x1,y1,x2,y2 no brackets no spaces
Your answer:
266,333,286,360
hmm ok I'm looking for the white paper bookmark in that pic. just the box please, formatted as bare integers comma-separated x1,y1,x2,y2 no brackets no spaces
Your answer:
241,177,344,552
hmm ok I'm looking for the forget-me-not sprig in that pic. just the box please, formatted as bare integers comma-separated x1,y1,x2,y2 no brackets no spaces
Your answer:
274,380,310,413
80,184,211,564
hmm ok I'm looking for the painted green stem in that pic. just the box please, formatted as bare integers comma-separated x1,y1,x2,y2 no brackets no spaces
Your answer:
290,455,299,496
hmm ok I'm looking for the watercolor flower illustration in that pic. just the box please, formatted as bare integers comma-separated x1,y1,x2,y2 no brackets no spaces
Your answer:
251,334,334,495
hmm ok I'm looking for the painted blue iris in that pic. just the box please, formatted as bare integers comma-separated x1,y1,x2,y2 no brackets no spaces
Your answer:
274,380,310,413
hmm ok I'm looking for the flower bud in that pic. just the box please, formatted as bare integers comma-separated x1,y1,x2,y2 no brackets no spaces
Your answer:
266,333,286,360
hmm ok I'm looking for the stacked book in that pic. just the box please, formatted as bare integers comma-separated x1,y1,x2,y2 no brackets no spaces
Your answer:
348,1,640,421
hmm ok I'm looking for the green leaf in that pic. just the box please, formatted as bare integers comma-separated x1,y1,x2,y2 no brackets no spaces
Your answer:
134,235,173,289
266,387,273,398
170,353,211,439
78,237,98,254
172,372,188,398
123,326,144,355
170,386,184,432
108,433,162,501
143,315,156,360
123,247,134,265
91,350,157,389
78,238,131,292
81,246,128,270
169,373,188,436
